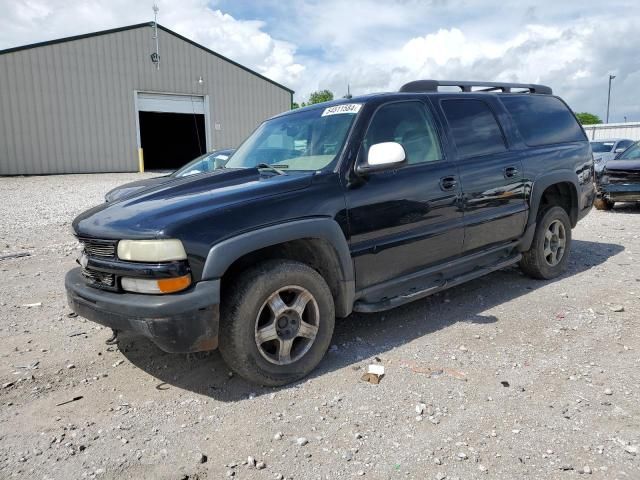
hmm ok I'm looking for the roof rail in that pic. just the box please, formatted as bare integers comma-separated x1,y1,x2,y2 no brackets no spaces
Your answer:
399,80,552,95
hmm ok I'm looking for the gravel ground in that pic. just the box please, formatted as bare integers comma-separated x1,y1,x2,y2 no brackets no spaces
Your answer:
0,173,639,480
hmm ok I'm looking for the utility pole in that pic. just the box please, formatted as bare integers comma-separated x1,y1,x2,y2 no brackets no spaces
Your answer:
606,74,615,123
152,4,160,70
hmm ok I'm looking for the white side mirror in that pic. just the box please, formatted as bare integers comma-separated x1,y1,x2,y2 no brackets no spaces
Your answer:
358,142,406,173
614,147,626,153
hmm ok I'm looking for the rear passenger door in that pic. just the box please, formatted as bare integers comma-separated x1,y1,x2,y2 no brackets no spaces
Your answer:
440,98,527,252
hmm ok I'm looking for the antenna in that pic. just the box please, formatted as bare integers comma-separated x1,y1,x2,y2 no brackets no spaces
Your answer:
150,4,160,70
343,83,352,99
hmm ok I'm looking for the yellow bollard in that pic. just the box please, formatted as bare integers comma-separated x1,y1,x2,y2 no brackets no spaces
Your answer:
138,148,145,173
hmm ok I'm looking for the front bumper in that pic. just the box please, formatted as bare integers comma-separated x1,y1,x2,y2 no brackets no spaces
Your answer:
598,183,640,202
65,268,220,353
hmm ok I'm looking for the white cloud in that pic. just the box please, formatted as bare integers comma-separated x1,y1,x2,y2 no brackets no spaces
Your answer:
0,0,639,121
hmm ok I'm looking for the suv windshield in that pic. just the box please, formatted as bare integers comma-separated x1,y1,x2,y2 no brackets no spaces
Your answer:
225,104,361,171
616,141,640,160
590,141,615,153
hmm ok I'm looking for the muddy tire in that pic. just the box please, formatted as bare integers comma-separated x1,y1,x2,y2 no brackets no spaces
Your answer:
219,260,335,386
520,206,572,280
594,198,614,210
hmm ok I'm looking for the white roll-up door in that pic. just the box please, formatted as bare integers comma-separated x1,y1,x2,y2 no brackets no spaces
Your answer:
137,93,205,114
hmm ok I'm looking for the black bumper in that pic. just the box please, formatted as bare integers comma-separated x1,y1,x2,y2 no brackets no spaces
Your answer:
599,183,640,202
65,268,220,353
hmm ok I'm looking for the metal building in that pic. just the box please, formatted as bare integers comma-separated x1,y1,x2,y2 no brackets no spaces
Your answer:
582,122,640,141
0,22,293,175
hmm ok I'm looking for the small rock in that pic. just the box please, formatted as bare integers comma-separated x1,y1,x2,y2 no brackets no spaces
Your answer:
434,457,442,465
297,437,308,446
609,305,624,312
247,456,256,467
66,364,75,369
2,382,14,389
581,465,592,474
112,359,124,367
197,453,207,464
256,461,266,470
274,432,283,440
624,445,638,456
479,464,488,473
458,345,468,352
604,388,613,395
457,452,468,460
355,432,363,439
275,475,284,480
226,470,235,477
416,403,427,415
435,473,446,480
357,471,365,476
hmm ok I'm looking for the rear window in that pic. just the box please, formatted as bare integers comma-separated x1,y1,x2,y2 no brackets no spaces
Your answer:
501,95,586,146
441,99,507,158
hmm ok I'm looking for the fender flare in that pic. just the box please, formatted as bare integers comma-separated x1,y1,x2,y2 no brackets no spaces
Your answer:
201,217,355,317
527,171,579,227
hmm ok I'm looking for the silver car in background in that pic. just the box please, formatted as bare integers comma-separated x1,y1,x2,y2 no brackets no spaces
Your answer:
591,138,634,173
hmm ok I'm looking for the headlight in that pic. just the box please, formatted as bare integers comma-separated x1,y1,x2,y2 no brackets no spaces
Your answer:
121,274,191,294
117,239,187,262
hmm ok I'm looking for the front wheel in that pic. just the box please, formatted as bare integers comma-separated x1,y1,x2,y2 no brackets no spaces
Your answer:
520,206,572,280
219,260,335,386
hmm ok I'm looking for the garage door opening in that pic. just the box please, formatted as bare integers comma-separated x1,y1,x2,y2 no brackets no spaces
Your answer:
139,111,206,171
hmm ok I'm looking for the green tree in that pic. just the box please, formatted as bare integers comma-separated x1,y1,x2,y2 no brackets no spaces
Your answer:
575,112,603,125
307,89,334,105
291,102,300,109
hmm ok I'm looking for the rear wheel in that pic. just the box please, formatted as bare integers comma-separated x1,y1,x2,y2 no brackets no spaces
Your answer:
520,206,572,280
594,197,614,210
219,260,335,386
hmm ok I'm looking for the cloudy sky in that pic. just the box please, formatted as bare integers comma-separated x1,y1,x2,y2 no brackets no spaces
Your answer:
1,0,639,122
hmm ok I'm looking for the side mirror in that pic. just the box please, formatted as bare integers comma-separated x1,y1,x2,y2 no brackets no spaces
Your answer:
356,142,406,174
614,147,626,153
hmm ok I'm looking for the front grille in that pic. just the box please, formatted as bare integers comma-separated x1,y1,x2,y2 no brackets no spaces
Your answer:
79,238,116,258
81,267,115,288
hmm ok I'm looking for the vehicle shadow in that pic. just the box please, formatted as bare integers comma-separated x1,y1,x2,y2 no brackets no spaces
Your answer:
610,202,640,214
119,239,623,401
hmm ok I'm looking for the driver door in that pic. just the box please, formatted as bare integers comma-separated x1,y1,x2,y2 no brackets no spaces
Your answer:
346,100,464,291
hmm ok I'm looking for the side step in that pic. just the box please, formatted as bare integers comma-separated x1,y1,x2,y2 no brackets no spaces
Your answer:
353,254,522,313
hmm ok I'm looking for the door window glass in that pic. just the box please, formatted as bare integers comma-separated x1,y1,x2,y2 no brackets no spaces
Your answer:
364,102,442,165
441,99,507,158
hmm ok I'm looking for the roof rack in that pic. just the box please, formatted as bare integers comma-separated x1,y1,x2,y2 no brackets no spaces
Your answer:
399,80,552,95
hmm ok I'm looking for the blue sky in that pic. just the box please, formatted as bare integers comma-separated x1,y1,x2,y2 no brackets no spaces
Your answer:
1,0,639,122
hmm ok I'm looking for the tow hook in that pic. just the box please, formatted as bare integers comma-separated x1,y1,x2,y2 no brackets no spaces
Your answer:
105,329,119,345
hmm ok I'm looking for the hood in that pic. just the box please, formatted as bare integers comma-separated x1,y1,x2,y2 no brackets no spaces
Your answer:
604,159,640,172
73,168,314,239
104,176,172,202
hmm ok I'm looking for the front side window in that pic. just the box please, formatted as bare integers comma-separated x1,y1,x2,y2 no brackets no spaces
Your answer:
226,105,360,171
364,102,442,165
617,141,640,160
441,99,507,158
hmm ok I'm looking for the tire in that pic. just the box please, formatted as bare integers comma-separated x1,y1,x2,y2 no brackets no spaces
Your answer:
520,206,572,280
594,198,614,210
219,259,335,386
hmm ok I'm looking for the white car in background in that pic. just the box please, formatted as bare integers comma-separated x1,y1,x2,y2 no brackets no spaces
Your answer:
591,138,634,173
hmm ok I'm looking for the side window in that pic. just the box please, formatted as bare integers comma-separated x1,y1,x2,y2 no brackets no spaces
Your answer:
364,102,442,165
500,95,586,146
441,99,507,158
618,140,633,150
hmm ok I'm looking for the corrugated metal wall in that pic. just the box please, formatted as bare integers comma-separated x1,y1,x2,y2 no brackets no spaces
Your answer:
0,25,292,175
582,122,640,141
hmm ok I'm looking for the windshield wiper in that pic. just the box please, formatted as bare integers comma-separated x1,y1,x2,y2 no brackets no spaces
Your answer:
256,163,288,175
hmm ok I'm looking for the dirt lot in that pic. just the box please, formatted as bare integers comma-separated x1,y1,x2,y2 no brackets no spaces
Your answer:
0,173,639,480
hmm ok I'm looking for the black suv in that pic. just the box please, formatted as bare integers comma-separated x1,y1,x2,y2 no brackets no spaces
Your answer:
66,80,596,386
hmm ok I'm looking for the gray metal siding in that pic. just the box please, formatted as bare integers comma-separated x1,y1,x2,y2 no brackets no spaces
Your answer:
0,25,291,175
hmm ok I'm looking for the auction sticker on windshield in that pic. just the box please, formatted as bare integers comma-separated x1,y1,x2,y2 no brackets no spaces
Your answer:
321,104,362,116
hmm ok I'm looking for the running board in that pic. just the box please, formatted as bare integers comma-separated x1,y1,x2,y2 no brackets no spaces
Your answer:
353,254,522,313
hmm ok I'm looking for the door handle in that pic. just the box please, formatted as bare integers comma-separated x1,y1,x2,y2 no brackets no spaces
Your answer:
439,175,458,191
504,166,519,178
